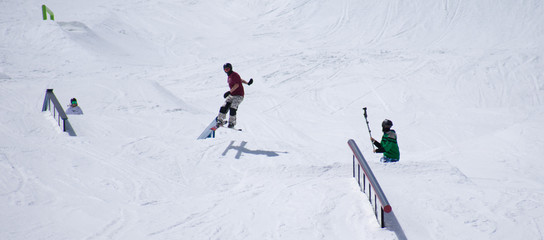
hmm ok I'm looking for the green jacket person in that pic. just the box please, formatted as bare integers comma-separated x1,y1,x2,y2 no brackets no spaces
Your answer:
371,119,400,162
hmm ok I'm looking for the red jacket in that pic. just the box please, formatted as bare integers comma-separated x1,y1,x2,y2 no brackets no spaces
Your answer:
228,71,244,96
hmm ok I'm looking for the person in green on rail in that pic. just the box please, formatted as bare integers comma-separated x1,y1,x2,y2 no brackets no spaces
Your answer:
371,119,400,162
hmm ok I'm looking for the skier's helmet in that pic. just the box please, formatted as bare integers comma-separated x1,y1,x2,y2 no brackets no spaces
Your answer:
223,63,232,70
71,98,77,105
382,119,393,128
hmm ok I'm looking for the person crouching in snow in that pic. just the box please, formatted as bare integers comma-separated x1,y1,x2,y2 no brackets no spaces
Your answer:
66,98,83,115
371,119,400,162
216,63,253,128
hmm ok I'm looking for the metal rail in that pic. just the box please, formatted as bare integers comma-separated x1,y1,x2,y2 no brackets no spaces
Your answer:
42,89,76,136
348,139,391,227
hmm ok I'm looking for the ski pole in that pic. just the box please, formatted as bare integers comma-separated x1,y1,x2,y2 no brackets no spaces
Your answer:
363,107,375,150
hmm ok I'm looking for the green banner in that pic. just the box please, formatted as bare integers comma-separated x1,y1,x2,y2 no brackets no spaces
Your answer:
42,5,54,20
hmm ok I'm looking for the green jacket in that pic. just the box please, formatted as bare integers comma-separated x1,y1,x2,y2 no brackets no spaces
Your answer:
373,130,400,160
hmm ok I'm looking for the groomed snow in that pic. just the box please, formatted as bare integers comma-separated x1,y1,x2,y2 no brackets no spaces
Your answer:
1,0,543,239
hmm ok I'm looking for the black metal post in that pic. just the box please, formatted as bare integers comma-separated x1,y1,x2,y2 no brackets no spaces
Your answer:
363,173,366,192
380,208,385,228
353,156,356,178
356,165,359,186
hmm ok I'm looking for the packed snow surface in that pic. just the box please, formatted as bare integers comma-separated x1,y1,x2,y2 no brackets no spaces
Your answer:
1,0,544,239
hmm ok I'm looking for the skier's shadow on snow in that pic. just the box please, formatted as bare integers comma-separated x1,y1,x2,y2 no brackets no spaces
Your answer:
222,141,287,159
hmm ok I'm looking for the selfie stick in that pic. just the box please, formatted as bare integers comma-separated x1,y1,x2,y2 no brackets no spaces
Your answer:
363,107,375,150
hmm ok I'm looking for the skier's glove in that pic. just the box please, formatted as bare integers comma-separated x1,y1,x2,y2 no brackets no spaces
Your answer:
224,91,231,98
248,78,253,85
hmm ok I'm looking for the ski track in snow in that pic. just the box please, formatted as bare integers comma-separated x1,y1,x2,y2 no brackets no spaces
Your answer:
0,153,24,197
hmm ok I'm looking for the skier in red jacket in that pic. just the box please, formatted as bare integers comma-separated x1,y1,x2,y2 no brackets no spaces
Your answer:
216,63,253,128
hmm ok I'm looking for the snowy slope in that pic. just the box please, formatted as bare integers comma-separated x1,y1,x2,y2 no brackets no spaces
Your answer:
1,0,544,239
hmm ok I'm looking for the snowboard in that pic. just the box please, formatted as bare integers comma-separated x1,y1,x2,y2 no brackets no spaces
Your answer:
211,120,242,132
197,118,241,140
197,118,219,139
